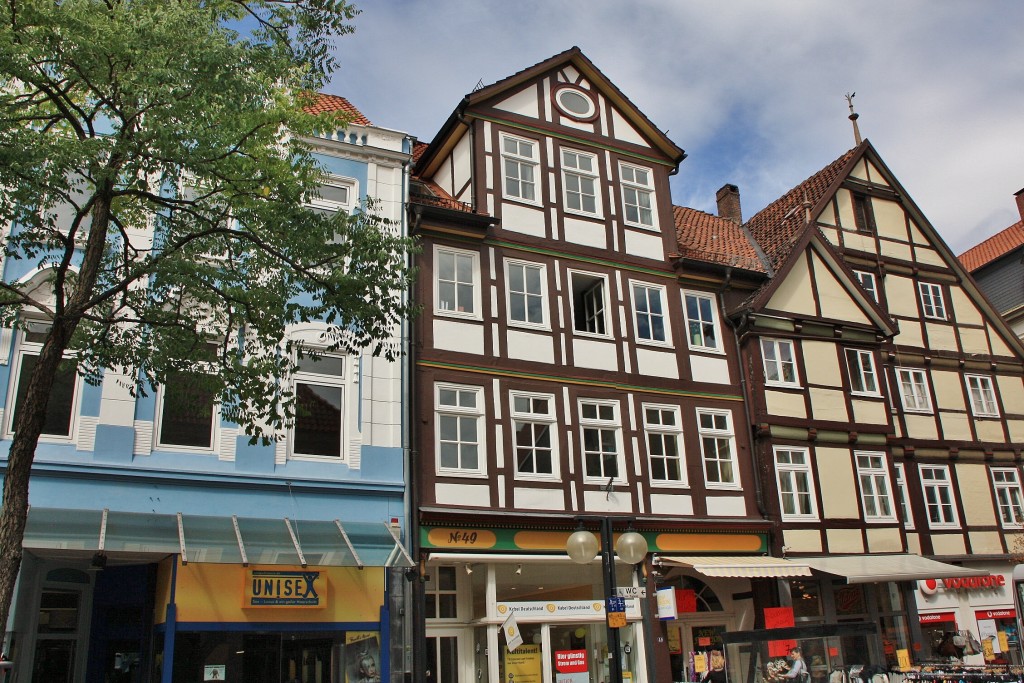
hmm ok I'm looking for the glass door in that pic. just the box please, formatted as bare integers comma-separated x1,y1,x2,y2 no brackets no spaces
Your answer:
31,588,84,683
426,630,463,683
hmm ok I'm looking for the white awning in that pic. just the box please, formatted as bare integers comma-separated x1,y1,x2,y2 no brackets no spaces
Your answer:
659,555,812,578
797,554,987,584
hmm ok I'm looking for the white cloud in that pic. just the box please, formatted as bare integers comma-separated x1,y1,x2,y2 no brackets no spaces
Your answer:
330,0,1024,253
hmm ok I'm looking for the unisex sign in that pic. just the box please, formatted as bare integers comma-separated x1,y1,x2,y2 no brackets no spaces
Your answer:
245,569,325,608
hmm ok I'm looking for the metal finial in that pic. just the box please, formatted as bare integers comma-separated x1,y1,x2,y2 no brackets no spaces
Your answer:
845,92,862,145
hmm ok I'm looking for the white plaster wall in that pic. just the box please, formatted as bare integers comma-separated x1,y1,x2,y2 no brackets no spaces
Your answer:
706,496,746,517
506,329,556,364
636,347,679,380
434,319,485,355
689,355,730,384
572,338,619,371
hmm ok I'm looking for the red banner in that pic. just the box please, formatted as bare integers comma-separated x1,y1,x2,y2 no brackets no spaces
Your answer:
919,612,956,624
976,608,1015,620
764,607,797,657
676,589,697,613
555,650,588,673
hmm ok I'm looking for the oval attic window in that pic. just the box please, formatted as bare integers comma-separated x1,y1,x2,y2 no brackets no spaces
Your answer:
556,88,595,119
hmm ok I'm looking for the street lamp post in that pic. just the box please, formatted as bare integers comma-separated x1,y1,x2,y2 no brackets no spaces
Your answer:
566,518,649,683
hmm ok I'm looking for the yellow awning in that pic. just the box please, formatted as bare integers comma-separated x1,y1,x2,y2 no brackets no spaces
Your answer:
659,555,812,578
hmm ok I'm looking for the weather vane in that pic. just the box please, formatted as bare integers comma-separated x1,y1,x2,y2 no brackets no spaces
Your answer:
845,92,862,145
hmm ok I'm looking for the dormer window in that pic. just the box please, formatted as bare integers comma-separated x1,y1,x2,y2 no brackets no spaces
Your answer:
852,193,875,232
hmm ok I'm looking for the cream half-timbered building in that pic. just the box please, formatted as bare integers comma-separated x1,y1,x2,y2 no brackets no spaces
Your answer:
710,140,1024,671
408,48,775,683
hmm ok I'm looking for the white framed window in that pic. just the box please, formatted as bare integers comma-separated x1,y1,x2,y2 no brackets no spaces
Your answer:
855,452,897,522
631,282,669,345
501,133,539,204
683,290,721,353
918,282,946,320
853,270,878,302
561,149,600,216
965,374,999,417
845,348,879,395
290,352,347,460
697,408,739,488
774,447,817,520
920,465,959,529
155,344,221,451
643,404,685,486
309,175,357,213
761,338,799,387
511,391,557,480
569,271,609,337
436,383,485,475
893,462,914,529
554,86,597,120
505,260,547,328
434,245,480,319
991,468,1024,528
579,399,623,483
424,565,459,619
619,162,656,228
896,368,932,413
6,328,80,440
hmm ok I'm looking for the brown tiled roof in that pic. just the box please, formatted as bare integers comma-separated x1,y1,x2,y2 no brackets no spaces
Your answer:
303,93,372,125
745,146,859,270
959,220,1024,272
673,206,767,273
412,141,429,163
409,178,477,214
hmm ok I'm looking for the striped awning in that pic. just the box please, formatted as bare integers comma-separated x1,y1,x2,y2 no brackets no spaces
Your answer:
659,555,812,578
797,554,987,584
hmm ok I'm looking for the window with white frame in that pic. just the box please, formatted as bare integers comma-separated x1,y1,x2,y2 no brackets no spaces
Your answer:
501,134,539,203
683,291,721,352
579,400,622,482
920,465,959,528
506,260,547,328
155,342,221,450
918,282,946,319
309,175,356,213
436,383,485,474
845,348,879,395
291,352,347,459
697,409,738,488
965,374,999,417
774,447,817,519
853,270,878,302
631,282,669,344
991,468,1024,528
561,149,600,216
643,404,685,485
435,245,480,318
570,271,608,336
761,338,799,386
511,392,557,478
893,462,914,529
855,452,897,522
425,565,458,619
896,368,932,413
620,163,655,228
7,328,79,439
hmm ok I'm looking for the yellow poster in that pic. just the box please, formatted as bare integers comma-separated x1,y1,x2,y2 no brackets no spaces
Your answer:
998,631,1009,652
896,649,910,671
505,644,542,683
693,653,708,674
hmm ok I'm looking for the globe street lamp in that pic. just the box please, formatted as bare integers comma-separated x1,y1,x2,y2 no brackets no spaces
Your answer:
566,519,649,683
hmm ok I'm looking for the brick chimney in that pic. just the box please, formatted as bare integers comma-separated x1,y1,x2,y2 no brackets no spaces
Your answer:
716,184,742,224
1016,187,1024,222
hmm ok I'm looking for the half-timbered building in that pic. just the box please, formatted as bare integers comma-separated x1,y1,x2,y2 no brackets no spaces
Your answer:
408,48,774,683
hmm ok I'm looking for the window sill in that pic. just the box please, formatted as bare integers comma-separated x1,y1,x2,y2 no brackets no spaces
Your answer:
705,483,743,492
514,474,562,483
435,309,483,323
564,208,604,221
765,381,803,390
623,220,659,232
687,346,726,356
649,481,690,490
850,391,883,399
508,320,551,333
780,515,820,523
501,194,543,209
573,330,614,342
971,412,1001,419
901,408,934,415
636,338,674,350
864,516,899,524
436,470,489,479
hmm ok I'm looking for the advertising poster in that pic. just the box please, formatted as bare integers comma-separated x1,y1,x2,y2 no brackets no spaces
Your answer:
346,632,381,683
204,665,226,681
505,643,542,683
555,649,589,683
763,607,797,657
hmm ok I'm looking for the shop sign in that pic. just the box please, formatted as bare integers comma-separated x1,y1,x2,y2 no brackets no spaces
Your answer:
919,612,956,624
918,575,1005,594
555,649,588,683
244,569,324,608
976,608,1016,620
496,600,638,621
657,587,678,620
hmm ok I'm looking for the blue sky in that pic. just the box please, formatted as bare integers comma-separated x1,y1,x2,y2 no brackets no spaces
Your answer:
328,1,1024,254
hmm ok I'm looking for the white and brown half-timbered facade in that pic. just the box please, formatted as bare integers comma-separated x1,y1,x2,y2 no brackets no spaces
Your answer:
408,48,773,683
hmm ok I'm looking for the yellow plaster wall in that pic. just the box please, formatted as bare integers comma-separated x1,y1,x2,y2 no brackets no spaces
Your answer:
818,204,838,227
955,462,997,526
884,275,919,317
970,532,1004,555
987,327,1015,357
904,414,939,440
1008,419,1024,443
975,419,1007,443
826,528,865,553
866,160,887,186
765,390,808,418
866,527,903,553
802,340,842,385
851,399,888,425
950,289,983,326
872,199,908,241
924,322,959,353
810,387,849,422
818,447,860,518
843,231,876,253
894,319,925,348
811,254,869,324
905,533,922,555
939,412,973,441
932,371,966,411
959,327,991,355
909,220,930,245
850,159,869,181
880,239,913,262
914,247,947,268
835,189,855,230
782,529,823,553
930,534,967,556
767,254,818,316
819,225,839,244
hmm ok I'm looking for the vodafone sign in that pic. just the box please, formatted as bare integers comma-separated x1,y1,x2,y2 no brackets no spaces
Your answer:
918,575,1006,594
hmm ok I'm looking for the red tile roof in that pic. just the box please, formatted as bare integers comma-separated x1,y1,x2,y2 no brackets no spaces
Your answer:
302,93,371,125
412,141,429,163
745,146,859,270
673,206,767,273
409,178,478,214
958,220,1024,272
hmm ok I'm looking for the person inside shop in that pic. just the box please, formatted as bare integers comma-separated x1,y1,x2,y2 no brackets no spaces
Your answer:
784,647,808,682
702,650,727,683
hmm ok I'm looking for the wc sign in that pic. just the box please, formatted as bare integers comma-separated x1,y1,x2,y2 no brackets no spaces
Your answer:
919,575,1005,595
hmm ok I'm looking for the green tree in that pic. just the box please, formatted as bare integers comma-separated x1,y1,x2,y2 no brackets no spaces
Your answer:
0,0,416,632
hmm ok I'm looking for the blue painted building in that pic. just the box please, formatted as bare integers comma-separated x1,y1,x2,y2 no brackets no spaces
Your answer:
0,95,415,683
